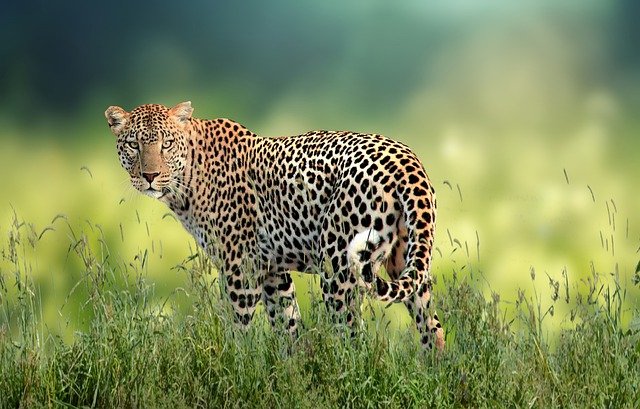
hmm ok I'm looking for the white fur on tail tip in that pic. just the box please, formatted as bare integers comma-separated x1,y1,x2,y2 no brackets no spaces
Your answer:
347,229,387,289
347,229,381,267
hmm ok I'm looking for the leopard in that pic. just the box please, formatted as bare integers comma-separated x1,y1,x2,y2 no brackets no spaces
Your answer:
105,101,444,350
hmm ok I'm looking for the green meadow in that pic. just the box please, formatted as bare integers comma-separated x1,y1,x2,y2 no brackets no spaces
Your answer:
1,101,638,407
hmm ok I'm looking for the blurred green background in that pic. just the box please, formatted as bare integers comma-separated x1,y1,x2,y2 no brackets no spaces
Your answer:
1,0,638,340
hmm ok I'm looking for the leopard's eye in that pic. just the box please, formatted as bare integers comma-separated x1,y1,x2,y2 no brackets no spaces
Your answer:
162,139,174,149
126,141,139,150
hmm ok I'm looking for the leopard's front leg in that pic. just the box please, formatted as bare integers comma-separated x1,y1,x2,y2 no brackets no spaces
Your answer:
223,262,263,327
262,270,301,336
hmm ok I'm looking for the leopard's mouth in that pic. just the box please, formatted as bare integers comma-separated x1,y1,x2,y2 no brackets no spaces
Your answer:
143,187,168,199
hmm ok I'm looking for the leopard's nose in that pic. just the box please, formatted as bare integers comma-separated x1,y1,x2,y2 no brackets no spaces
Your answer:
142,172,160,183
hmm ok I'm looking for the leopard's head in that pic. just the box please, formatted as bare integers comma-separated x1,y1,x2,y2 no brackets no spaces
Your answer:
105,102,193,200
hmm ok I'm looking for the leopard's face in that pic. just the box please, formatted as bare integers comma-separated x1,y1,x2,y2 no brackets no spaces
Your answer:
105,102,193,200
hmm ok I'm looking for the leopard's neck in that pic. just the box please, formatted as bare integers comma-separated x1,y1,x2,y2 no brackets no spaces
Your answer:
161,117,259,249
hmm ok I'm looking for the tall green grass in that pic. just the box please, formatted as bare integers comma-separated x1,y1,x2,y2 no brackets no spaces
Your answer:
1,212,639,408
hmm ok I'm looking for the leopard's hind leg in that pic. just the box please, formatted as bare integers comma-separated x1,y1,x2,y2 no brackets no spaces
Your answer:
385,221,445,351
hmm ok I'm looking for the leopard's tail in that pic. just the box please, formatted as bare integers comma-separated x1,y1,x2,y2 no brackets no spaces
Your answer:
347,185,435,303
346,228,387,287
347,228,419,303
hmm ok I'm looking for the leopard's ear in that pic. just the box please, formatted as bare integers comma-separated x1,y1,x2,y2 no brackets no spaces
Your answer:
104,106,129,135
168,101,193,125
